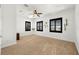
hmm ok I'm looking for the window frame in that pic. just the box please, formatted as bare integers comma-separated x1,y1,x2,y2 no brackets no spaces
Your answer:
49,17,62,33
37,21,43,31
25,21,31,31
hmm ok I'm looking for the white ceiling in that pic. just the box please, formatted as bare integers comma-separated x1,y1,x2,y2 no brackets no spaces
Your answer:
17,4,75,17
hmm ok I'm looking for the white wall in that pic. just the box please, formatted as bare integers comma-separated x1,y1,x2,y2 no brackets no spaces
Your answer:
16,5,34,37
0,5,1,50
16,14,34,36
34,7,76,42
0,6,2,36
75,5,79,53
1,4,16,48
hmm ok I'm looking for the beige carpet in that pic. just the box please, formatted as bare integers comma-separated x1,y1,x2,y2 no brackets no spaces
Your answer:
1,35,78,55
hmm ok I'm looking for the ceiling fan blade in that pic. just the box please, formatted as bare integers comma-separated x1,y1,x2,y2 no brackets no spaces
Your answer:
37,14,40,17
38,13,43,14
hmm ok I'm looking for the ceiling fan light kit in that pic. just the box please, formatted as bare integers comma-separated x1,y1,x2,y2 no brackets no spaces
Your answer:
33,10,43,17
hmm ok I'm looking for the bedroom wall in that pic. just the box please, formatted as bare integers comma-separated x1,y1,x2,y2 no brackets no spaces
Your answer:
34,7,76,42
0,5,1,50
75,5,79,53
16,5,34,36
1,4,16,48
0,5,2,36
16,15,34,36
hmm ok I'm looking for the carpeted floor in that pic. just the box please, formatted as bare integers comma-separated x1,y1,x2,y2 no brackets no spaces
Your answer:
1,35,78,55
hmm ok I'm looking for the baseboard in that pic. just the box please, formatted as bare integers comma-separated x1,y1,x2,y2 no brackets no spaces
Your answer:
75,42,79,54
20,34,34,38
1,42,16,48
35,34,74,43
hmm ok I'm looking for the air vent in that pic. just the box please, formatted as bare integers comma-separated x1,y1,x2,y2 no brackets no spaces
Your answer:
24,4,29,7
0,4,1,8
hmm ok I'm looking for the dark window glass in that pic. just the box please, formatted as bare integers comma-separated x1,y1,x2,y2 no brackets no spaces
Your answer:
25,21,31,31
37,21,43,31
50,17,62,33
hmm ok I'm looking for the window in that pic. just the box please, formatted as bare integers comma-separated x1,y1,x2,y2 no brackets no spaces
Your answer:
50,17,62,33
25,21,31,31
37,21,43,31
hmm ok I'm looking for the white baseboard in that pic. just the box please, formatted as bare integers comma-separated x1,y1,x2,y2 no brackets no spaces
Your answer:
1,42,16,48
75,41,79,53
35,34,74,43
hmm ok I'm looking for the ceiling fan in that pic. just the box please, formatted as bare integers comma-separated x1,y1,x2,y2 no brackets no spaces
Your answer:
33,10,43,17
24,4,43,17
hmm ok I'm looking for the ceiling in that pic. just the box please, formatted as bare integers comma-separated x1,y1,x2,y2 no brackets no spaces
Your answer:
17,4,75,17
